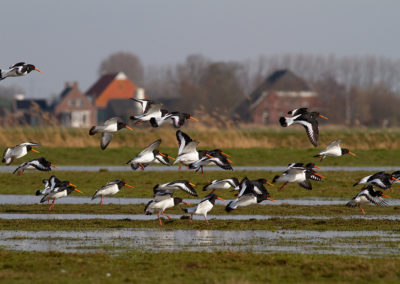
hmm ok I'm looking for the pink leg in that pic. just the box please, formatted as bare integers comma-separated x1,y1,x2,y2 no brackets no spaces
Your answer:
201,167,204,176
100,196,103,205
189,215,193,223
358,205,366,215
204,215,209,224
178,164,182,171
49,200,55,211
139,163,145,171
278,182,288,191
158,212,163,226
162,211,172,220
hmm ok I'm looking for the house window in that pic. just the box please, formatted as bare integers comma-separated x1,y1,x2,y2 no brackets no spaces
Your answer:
76,99,82,107
262,112,269,124
68,99,74,106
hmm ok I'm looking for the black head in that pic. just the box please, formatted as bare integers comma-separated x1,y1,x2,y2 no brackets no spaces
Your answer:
173,197,183,205
114,180,126,189
117,121,127,130
205,193,218,205
231,177,240,186
37,157,51,167
391,171,400,179
66,185,77,195
25,64,36,73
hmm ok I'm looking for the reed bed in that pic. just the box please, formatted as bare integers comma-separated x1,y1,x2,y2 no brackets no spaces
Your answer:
1,125,400,149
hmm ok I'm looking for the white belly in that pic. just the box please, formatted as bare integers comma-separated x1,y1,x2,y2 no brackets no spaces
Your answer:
175,152,198,165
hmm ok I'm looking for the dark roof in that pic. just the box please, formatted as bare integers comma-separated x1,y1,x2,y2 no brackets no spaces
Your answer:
85,73,117,97
15,99,49,111
233,69,312,121
59,86,72,99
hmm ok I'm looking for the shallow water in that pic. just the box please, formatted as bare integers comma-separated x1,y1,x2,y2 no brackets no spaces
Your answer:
1,165,399,172
0,213,399,220
0,229,398,256
2,194,400,206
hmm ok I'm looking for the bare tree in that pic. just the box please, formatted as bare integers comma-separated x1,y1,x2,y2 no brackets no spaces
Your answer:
99,51,144,86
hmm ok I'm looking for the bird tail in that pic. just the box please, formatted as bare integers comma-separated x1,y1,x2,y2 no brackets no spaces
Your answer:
225,201,237,212
353,181,360,187
89,126,97,135
35,190,43,196
346,200,357,207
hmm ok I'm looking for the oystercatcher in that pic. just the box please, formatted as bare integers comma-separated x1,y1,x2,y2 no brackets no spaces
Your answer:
353,171,400,192
40,184,82,211
272,162,323,191
89,117,133,150
126,139,173,171
150,112,198,128
2,142,40,165
203,178,240,191
182,193,225,224
144,187,190,226
346,185,390,215
13,157,57,175
225,177,275,212
129,98,166,124
189,150,233,175
153,180,198,197
174,130,200,169
91,180,134,205
314,140,356,161
35,176,76,197
0,62,42,81
279,108,328,147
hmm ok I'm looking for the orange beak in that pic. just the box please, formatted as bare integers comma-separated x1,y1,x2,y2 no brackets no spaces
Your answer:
74,188,83,194
391,177,400,182
189,116,198,122
217,196,226,201
313,165,321,169
167,155,176,160
266,181,274,186
348,151,356,156
51,164,57,169
159,152,167,157
267,197,276,202
189,183,196,187
125,125,133,131
182,200,190,206
124,184,134,188
221,152,231,157
31,148,40,153
206,154,214,159
314,172,324,178
319,114,328,120
34,68,43,73
382,193,391,198
69,183,77,187
227,159,233,164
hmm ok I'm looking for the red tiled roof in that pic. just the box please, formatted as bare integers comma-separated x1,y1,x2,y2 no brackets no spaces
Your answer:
85,73,117,98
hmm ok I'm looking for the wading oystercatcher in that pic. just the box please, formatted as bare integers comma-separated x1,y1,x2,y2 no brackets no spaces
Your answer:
91,180,134,205
346,185,390,215
182,193,225,224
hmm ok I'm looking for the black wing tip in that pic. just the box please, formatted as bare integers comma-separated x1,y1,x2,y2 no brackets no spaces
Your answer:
35,190,42,196
225,202,234,212
279,117,287,127
89,126,96,135
149,118,158,127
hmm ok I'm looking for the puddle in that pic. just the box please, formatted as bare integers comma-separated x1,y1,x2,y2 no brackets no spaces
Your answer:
0,213,399,221
2,194,400,206
0,166,399,172
0,229,398,256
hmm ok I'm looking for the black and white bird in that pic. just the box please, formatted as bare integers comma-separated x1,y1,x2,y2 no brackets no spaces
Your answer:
189,150,233,176
13,157,57,175
225,177,275,212
279,108,328,147
126,139,173,171
130,98,167,124
272,162,323,191
40,184,82,211
346,185,390,215
182,193,225,224
153,180,198,197
35,175,76,197
2,142,40,165
89,117,133,150
150,112,198,128
203,178,240,191
353,171,400,192
174,130,201,169
0,62,42,81
144,186,190,226
314,140,356,161
91,180,134,205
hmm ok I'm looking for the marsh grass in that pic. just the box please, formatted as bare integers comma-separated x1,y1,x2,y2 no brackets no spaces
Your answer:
1,249,399,283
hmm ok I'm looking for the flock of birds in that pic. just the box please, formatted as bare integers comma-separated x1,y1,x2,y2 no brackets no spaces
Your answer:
1,62,396,225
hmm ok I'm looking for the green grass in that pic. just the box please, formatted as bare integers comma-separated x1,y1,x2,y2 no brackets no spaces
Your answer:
0,218,398,231
1,249,399,284
1,204,399,216
2,171,400,200
3,146,400,166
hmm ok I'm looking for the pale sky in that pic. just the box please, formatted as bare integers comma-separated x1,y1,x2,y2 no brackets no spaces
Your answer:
0,0,399,98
